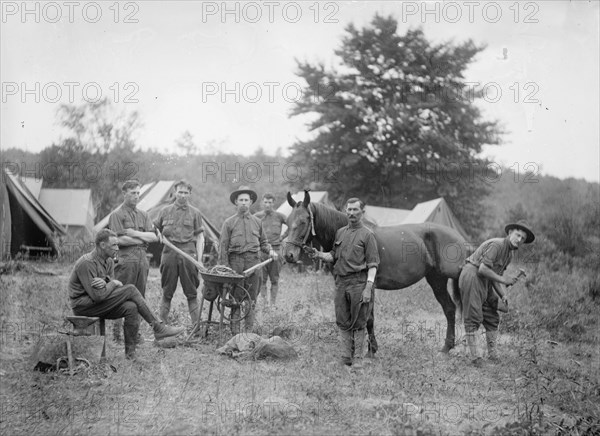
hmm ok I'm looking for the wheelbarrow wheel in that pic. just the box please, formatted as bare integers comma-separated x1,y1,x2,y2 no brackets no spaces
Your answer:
216,284,252,322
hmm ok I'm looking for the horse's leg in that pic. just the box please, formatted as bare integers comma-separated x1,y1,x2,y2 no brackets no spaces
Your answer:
366,300,377,357
426,272,456,353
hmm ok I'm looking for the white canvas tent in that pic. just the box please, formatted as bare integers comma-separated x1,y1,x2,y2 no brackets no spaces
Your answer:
364,205,411,227
38,189,96,241
23,177,43,199
0,169,66,258
402,197,469,239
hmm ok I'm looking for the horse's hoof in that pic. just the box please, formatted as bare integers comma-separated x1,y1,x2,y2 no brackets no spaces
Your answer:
366,350,376,358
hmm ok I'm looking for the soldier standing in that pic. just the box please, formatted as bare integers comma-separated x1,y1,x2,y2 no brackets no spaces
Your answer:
154,181,205,328
254,193,287,307
308,197,379,368
219,186,277,334
459,221,535,366
108,180,157,342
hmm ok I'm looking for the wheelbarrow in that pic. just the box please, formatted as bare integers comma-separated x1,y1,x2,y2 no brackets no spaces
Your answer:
161,236,272,341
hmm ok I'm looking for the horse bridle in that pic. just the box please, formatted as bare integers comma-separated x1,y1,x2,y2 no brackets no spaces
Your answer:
285,203,316,249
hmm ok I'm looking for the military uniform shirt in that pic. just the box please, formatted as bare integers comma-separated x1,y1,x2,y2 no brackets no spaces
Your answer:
154,202,204,244
254,210,287,247
331,222,380,277
108,203,154,253
68,251,114,303
466,237,513,275
219,213,271,264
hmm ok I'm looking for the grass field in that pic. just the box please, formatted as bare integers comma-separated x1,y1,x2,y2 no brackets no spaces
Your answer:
1,261,599,435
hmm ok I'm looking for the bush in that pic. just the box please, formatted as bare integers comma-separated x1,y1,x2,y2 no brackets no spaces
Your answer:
502,260,599,344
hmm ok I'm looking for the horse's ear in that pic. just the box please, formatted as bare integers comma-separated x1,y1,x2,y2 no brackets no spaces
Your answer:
287,192,296,207
302,190,311,208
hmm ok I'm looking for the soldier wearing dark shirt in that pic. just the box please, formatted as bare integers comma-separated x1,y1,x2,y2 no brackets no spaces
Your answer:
108,180,157,343
219,186,277,334
154,181,205,328
308,197,380,368
108,180,157,297
69,229,184,359
459,221,535,365
254,193,287,306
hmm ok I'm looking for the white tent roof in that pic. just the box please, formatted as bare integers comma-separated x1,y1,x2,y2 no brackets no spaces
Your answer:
38,189,95,227
364,205,411,227
403,198,445,224
23,177,43,199
137,181,175,211
402,197,468,238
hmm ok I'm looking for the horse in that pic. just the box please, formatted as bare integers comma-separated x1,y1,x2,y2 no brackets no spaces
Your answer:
283,191,469,353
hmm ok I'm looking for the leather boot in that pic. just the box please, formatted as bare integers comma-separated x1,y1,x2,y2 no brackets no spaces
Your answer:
125,342,136,360
153,321,185,341
159,298,171,324
123,314,140,356
135,331,145,345
270,284,279,306
339,329,353,366
466,331,483,367
486,330,500,362
188,298,200,327
352,329,367,369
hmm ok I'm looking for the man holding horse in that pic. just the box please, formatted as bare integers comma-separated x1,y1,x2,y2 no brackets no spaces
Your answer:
307,197,380,368
459,221,534,365
218,186,278,334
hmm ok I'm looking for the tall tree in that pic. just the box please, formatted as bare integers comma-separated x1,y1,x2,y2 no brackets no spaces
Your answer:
288,15,502,236
42,99,143,219
175,131,198,156
56,98,141,153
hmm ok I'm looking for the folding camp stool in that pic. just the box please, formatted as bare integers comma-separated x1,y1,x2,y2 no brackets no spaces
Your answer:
60,316,106,375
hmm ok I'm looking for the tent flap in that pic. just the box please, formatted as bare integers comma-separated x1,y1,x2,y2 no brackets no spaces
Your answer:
1,169,66,258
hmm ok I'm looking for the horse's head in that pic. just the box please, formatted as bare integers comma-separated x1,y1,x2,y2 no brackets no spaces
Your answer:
283,190,312,263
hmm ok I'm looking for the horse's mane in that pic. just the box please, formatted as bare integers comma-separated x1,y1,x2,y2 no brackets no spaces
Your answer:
310,202,348,251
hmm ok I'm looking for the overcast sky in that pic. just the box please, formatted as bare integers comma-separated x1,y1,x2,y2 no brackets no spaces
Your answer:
2,1,599,182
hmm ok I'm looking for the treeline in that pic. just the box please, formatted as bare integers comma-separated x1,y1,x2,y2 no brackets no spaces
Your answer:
2,146,293,227
3,144,598,269
483,168,599,272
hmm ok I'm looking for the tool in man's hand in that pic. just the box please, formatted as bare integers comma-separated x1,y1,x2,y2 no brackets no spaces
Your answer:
508,268,527,287
161,235,208,272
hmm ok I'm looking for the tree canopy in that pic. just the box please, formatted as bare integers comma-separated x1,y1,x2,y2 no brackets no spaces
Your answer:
288,15,503,236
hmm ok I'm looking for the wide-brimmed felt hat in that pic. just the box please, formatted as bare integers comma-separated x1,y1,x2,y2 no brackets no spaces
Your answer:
505,220,535,244
230,185,257,204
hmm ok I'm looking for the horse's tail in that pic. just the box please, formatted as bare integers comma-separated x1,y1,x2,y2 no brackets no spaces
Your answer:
448,278,462,321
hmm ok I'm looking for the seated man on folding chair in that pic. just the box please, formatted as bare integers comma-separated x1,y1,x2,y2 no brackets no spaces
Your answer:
68,229,184,360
